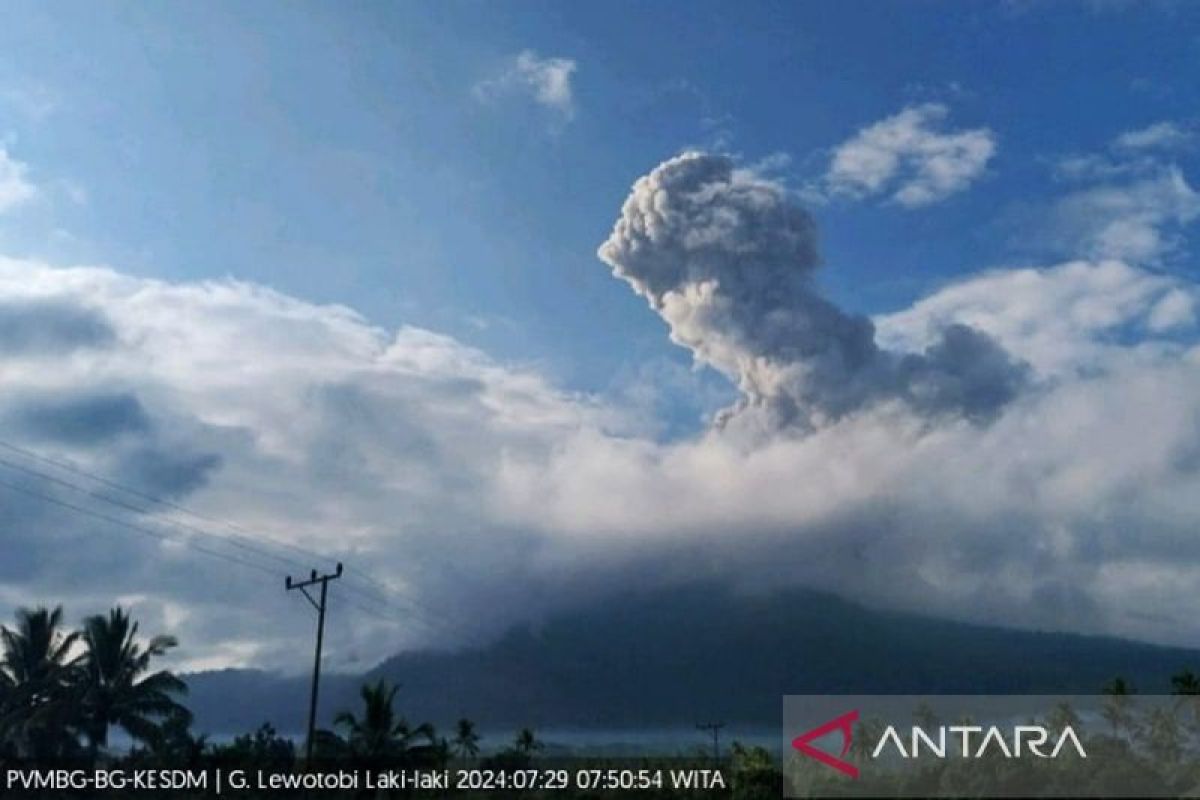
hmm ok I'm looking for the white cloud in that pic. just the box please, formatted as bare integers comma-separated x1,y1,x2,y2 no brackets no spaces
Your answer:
1148,287,1196,331
1044,166,1200,264
0,257,622,671
1043,122,1200,265
876,259,1197,376
823,103,996,207
473,50,577,122
5,152,1200,673
1114,121,1193,152
1054,122,1193,183
0,145,37,213
504,254,1200,648
1052,153,1146,183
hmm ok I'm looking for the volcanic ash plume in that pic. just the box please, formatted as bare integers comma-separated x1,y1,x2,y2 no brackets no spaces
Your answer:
597,152,1028,431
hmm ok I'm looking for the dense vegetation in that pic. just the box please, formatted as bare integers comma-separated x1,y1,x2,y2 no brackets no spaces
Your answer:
8,602,1200,798
0,604,742,798
0,606,189,762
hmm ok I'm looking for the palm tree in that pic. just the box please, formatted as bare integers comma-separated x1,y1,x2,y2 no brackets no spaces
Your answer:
334,680,435,764
1102,676,1136,737
452,717,481,759
513,727,542,756
0,606,83,758
1170,669,1200,733
0,657,14,754
1171,669,1200,695
79,608,190,754
1,606,81,695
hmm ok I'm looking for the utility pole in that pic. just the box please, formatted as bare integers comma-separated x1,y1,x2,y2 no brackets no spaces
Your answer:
697,721,726,763
286,562,343,763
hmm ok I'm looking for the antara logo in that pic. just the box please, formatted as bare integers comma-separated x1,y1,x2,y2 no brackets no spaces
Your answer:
791,709,860,778
872,724,1087,760
792,710,1088,779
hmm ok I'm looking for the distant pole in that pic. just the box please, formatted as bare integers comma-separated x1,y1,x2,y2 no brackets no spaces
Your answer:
697,721,725,762
286,562,343,763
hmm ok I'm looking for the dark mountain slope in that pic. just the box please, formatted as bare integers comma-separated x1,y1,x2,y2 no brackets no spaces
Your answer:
187,583,1199,733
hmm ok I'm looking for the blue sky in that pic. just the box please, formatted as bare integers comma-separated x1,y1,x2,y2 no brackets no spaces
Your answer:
2,1,1196,399
3,2,1200,669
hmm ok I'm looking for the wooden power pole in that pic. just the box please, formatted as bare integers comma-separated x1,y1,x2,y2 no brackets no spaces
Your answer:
287,562,343,763
697,721,726,762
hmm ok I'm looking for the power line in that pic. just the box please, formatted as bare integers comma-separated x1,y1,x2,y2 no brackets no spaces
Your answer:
0,469,455,653
0,474,278,579
0,438,451,618
3,465,640,761
0,454,310,572
0,440,491,646
0,439,328,571
0,466,605,690
0,439,406,605
0,458,472,642
0,449,403,616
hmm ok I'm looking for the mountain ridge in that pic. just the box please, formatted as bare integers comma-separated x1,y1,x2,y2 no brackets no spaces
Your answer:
185,583,1200,734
